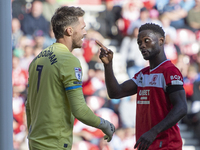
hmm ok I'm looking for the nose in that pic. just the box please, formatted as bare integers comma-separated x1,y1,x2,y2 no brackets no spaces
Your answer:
139,41,146,50
84,29,87,36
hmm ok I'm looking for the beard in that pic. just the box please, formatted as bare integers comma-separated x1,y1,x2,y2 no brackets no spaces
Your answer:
72,32,83,49
142,47,160,60
72,38,83,49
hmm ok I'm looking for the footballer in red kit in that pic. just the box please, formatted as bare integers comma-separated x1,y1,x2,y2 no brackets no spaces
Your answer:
133,59,183,149
97,23,187,150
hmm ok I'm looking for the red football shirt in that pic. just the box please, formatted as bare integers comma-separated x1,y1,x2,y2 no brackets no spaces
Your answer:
132,60,183,150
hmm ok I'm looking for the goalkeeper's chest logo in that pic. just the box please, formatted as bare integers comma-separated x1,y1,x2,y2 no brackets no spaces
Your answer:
74,67,82,81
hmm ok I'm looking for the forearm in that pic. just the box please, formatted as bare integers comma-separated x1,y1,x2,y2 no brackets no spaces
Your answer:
151,90,187,134
104,63,122,99
66,88,100,127
153,105,187,135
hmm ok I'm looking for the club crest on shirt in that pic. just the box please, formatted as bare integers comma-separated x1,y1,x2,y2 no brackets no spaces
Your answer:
74,67,82,81
149,75,158,85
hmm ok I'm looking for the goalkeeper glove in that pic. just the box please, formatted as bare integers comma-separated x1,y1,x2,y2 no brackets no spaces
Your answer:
97,117,115,142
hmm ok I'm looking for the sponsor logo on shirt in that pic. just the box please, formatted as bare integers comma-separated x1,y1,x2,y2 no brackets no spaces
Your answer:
138,89,150,104
170,75,181,80
139,89,150,96
137,101,150,104
170,75,183,85
74,67,82,81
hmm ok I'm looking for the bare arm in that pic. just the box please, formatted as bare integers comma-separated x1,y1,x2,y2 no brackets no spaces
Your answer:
151,89,187,133
95,40,137,99
134,89,187,150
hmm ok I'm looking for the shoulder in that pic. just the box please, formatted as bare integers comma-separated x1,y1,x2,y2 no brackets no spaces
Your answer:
140,66,150,74
162,61,182,74
161,61,183,86
133,66,149,78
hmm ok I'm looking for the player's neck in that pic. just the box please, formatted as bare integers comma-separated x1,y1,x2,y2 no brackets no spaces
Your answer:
56,38,73,52
149,55,167,70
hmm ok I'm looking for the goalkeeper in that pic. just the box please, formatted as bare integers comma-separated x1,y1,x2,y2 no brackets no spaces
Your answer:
26,6,115,150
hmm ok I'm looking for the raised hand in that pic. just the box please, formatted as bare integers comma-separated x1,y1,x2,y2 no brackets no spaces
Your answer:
95,40,113,65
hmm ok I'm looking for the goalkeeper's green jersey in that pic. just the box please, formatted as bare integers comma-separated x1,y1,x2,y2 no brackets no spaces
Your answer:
26,43,100,150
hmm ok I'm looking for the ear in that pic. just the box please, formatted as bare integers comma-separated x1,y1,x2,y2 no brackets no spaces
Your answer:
159,37,164,46
65,27,73,36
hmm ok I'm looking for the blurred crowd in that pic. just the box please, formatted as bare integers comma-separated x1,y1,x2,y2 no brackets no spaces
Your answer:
12,0,200,149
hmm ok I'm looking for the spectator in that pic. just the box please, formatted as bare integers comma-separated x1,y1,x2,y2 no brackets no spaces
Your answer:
32,30,46,48
196,50,200,72
42,26,56,49
191,73,200,113
21,0,50,37
149,8,162,27
142,0,156,10
176,54,190,78
32,27,56,49
12,55,28,93
164,33,181,65
82,53,105,96
109,128,125,150
19,45,35,72
12,0,26,20
121,0,143,22
81,29,104,63
159,13,177,41
118,95,137,128
13,90,27,150
16,36,34,52
183,64,199,101
42,0,61,22
98,137,113,150
33,45,43,57
161,0,195,29
155,0,169,13
120,0,143,35
12,18,24,50
109,127,136,150
186,0,200,31
96,1,124,45
127,7,151,35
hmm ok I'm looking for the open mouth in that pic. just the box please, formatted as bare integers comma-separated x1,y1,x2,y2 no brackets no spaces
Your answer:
141,50,148,56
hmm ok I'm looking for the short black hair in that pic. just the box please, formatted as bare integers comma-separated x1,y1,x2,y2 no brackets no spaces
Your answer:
139,23,165,38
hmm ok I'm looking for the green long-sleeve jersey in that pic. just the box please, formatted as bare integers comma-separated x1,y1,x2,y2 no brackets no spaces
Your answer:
26,43,100,150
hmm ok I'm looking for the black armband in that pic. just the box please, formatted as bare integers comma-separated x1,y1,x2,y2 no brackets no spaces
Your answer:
166,85,184,94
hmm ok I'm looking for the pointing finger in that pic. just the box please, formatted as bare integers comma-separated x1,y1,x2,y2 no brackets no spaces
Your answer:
95,40,109,52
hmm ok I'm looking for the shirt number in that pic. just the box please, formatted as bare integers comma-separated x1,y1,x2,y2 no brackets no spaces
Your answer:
36,65,43,92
